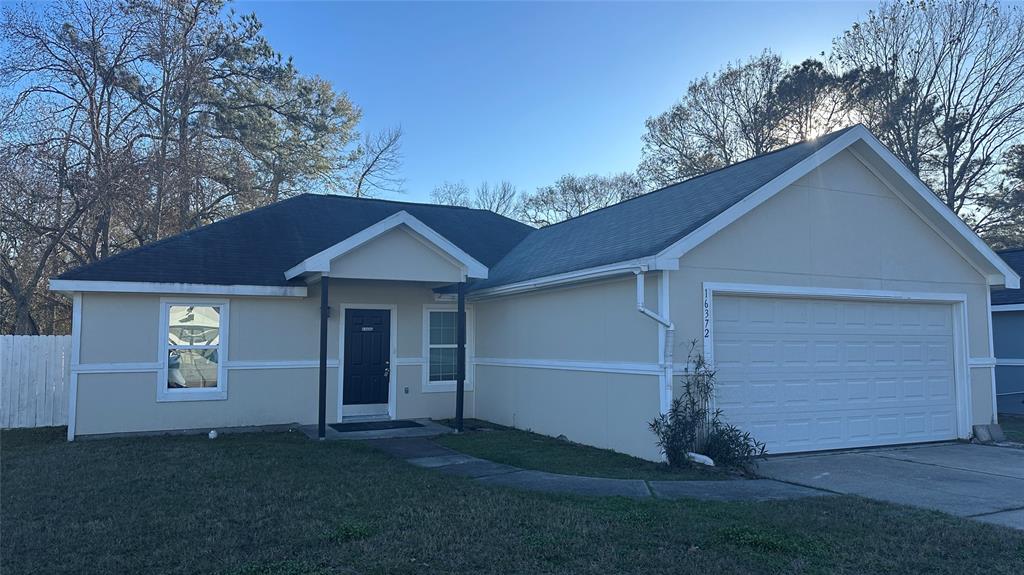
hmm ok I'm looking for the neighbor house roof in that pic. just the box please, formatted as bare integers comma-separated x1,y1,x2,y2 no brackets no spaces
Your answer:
992,248,1024,306
56,195,533,287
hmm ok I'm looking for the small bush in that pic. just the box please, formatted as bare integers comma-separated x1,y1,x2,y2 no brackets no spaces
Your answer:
649,341,766,472
704,421,766,470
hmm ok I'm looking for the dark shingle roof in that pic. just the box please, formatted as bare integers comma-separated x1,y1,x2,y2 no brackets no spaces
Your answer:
58,126,860,291
58,194,534,287
468,126,857,290
992,247,1024,305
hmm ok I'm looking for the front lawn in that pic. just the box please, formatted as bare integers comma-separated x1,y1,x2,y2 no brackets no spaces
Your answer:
436,420,727,480
1001,414,1024,443
3,428,1023,575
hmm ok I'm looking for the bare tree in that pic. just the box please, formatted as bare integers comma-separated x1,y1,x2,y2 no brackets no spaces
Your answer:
835,0,1024,236
519,172,643,227
0,0,364,334
349,126,403,197
640,51,802,188
472,181,519,216
431,179,520,216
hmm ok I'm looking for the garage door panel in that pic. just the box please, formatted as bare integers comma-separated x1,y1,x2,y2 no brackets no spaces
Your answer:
713,295,958,453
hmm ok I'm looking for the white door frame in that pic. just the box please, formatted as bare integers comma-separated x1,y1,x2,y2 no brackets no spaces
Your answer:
701,282,972,440
337,303,399,421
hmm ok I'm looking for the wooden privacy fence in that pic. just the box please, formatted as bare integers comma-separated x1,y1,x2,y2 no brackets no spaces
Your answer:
0,335,71,428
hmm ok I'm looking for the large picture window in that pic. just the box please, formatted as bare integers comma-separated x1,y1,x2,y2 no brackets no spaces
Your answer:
160,300,228,401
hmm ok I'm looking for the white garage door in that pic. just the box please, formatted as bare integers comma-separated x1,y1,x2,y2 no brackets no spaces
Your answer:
713,295,959,454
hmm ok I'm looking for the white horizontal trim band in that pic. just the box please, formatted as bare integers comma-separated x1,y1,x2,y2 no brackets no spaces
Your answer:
474,357,662,375
73,362,161,373
992,304,1024,312
968,357,998,368
226,360,339,370
73,360,348,373
997,359,1024,367
395,357,426,366
50,279,307,297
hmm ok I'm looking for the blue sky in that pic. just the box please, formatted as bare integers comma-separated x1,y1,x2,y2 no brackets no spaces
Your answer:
240,1,875,202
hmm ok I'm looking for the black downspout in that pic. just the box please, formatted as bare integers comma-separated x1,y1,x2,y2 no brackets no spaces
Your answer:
318,276,329,439
455,281,466,432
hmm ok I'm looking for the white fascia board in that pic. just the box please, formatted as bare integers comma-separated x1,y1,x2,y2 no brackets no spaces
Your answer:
49,279,307,297
469,257,667,300
853,130,1019,289
992,303,1024,312
652,124,1021,290
284,210,488,280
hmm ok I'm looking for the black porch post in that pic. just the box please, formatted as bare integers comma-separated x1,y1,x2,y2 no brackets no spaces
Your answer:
318,276,330,439
455,281,466,432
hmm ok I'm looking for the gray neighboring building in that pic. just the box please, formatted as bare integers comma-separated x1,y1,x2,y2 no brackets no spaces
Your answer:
993,248,1024,415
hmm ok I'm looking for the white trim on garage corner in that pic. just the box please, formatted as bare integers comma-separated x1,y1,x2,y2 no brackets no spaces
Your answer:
285,211,488,280
50,279,307,297
992,304,1024,312
337,303,399,422
700,282,974,441
987,290,998,423
473,357,664,376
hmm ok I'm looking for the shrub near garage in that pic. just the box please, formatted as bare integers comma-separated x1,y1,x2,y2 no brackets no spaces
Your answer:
650,341,766,472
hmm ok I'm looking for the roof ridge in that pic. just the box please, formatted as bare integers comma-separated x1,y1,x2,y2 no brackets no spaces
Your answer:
528,124,860,233
301,193,534,231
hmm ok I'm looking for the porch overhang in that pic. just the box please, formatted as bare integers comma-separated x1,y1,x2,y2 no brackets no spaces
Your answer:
285,211,489,283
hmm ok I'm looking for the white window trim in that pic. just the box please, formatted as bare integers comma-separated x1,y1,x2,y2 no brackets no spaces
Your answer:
158,297,229,402
422,304,474,393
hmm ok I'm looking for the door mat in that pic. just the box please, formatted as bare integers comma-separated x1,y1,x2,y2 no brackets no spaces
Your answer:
329,420,424,433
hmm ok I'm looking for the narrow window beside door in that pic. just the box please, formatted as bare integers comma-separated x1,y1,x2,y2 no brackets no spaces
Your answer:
428,310,458,382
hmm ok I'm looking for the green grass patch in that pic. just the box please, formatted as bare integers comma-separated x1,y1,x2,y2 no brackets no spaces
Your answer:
2,427,1023,574
1000,414,1024,443
436,420,726,481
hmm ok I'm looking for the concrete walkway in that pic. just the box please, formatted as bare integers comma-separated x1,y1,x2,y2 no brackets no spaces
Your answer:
365,437,828,502
757,443,1024,530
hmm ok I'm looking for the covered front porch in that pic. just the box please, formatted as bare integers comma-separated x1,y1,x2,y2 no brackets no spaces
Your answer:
283,211,485,438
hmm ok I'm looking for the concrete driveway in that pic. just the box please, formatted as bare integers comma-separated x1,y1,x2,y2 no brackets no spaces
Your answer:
757,443,1024,529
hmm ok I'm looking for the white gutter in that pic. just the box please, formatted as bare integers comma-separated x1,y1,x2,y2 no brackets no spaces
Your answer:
635,269,675,415
469,257,674,300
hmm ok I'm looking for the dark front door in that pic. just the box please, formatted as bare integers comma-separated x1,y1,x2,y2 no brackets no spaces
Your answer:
343,309,391,405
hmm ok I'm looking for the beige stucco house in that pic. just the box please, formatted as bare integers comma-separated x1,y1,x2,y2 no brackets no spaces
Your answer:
51,125,1020,460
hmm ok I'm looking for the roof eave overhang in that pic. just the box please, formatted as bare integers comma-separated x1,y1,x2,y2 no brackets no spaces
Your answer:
284,210,489,282
468,256,675,300
49,279,308,297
